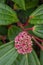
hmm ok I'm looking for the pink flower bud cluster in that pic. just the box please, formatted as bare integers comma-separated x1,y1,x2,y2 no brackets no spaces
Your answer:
14,31,33,54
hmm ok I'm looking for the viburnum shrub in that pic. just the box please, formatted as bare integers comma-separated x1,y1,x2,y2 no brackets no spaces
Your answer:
0,0,43,65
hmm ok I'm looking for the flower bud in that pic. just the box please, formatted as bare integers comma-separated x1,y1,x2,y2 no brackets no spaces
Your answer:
14,31,33,54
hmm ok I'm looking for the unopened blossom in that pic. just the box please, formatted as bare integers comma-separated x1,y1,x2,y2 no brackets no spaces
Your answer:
14,31,33,54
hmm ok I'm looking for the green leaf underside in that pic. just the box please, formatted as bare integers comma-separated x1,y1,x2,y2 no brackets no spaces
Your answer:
8,25,22,41
33,25,43,38
0,3,19,25
0,41,18,65
29,5,43,24
12,0,25,10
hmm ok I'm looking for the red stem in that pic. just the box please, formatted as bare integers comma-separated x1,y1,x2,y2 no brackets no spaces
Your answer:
17,22,25,30
32,36,43,50
25,27,33,31
23,17,29,26
23,22,28,26
0,35,6,43
34,36,43,42
7,24,12,29
23,18,29,26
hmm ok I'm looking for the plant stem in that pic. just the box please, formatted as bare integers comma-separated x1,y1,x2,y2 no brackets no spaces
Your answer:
25,27,33,31
17,22,25,30
33,36,43,42
0,35,6,43
32,36,43,50
23,22,28,26
7,24,12,29
23,18,29,26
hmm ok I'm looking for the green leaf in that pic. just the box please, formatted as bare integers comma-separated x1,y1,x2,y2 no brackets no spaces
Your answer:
13,54,29,65
0,26,7,35
40,49,43,65
0,0,6,3
0,41,14,57
25,0,39,9
17,8,35,24
40,43,43,65
0,41,18,65
28,50,40,65
32,25,43,38
17,50,40,65
0,41,3,46
0,3,19,25
5,50,18,65
19,55,29,65
13,0,39,10
32,50,40,65
27,50,40,65
8,25,22,41
29,5,43,24
19,56,26,65
13,54,24,65
12,0,25,10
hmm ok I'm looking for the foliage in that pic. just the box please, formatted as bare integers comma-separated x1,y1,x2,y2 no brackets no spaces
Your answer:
0,0,43,65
